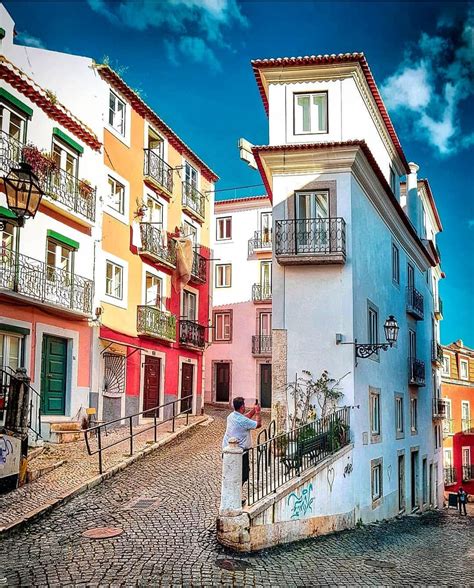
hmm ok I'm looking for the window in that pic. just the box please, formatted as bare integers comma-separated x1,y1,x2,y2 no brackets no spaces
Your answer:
407,263,415,291
108,176,125,215
182,290,197,321
409,329,416,360
395,395,404,436
368,303,378,355
215,264,231,288
213,310,232,342
294,92,328,134
1,223,15,257
216,217,232,241
460,359,469,380
0,332,23,372
145,273,162,307
410,397,418,433
370,388,381,439
442,354,450,376
145,196,163,226
392,243,400,284
422,458,428,504
261,212,272,243
444,448,453,468
185,162,198,187
183,221,197,245
46,238,74,281
52,140,78,179
389,167,397,194
260,261,272,294
461,401,470,432
105,261,123,299
109,91,126,135
371,459,383,503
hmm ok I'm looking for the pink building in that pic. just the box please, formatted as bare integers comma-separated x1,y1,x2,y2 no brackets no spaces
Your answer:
205,196,272,408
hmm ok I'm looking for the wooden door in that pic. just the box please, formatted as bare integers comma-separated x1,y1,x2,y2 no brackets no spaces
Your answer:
260,364,272,409
41,335,67,415
180,363,194,413
215,362,230,403
143,356,161,416
398,454,405,512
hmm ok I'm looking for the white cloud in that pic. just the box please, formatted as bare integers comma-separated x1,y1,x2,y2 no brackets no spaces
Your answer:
16,31,45,49
381,9,474,157
87,0,246,71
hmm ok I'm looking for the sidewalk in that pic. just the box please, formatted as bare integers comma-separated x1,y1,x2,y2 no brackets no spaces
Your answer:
0,413,209,534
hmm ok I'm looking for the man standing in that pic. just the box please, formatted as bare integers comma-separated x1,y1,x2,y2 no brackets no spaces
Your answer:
222,397,262,487
457,486,468,515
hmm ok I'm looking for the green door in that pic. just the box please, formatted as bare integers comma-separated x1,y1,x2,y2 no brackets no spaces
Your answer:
41,335,68,415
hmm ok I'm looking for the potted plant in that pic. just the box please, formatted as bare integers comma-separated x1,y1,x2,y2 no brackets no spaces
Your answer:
21,144,57,182
79,179,94,199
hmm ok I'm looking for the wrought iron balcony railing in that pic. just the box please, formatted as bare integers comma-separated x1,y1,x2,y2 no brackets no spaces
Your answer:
137,305,176,342
462,419,473,434
143,149,173,194
431,340,444,364
252,283,272,303
432,398,447,419
179,319,206,349
406,287,424,320
275,218,346,261
443,419,454,436
0,250,93,315
190,249,207,283
462,465,474,481
248,230,272,256
0,132,96,222
139,223,177,267
444,467,456,486
251,335,272,356
182,181,205,220
408,357,425,386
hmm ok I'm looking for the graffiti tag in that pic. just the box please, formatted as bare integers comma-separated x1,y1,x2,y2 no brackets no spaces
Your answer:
287,483,314,519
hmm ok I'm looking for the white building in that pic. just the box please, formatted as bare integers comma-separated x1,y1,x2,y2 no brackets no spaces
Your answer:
251,53,444,523
205,195,273,407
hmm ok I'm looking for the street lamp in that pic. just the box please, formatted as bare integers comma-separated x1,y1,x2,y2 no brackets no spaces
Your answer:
336,315,399,365
1,162,43,228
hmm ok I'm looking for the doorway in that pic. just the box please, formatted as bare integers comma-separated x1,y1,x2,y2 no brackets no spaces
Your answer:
215,362,230,403
411,451,419,510
260,364,272,409
398,454,405,512
180,362,194,413
41,335,68,415
143,356,161,417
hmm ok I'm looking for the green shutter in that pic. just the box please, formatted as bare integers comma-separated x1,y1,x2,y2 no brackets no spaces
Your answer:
0,323,30,336
52,128,84,154
0,205,17,220
0,88,33,118
47,229,80,250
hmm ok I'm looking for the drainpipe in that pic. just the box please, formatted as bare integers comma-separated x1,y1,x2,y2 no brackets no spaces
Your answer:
406,162,420,235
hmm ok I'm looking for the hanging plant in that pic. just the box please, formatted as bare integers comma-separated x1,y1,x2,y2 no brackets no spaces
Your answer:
22,144,57,180
133,198,147,220
78,179,94,199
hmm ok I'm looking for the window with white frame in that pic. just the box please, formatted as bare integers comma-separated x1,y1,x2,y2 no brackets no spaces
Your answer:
109,90,126,136
145,196,163,226
461,401,470,432
185,161,198,187
410,396,418,433
105,260,123,299
444,447,453,468
392,243,400,284
108,176,125,215
0,332,24,373
462,447,471,468
370,388,381,439
395,395,404,435
368,303,378,355
215,264,231,288
460,358,469,380
294,92,328,134
182,290,197,321
216,217,232,241
52,140,78,179
0,104,25,142
183,221,197,245
371,459,383,502
213,310,232,342
145,273,162,307
1,223,15,256
442,354,450,376
46,237,74,282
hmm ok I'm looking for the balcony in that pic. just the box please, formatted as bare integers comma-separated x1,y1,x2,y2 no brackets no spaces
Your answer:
435,296,443,320
432,398,447,419
0,250,93,315
275,218,346,265
143,149,173,195
248,230,272,256
408,357,425,387
137,305,176,342
406,287,424,320
444,467,457,486
0,132,96,222
252,283,271,303
190,249,207,283
139,223,176,268
431,341,444,365
179,319,206,349
462,419,473,434
182,181,205,222
251,335,272,356
462,465,474,481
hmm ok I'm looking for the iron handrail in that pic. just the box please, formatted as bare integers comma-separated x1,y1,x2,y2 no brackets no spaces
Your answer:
83,394,193,474
0,367,42,440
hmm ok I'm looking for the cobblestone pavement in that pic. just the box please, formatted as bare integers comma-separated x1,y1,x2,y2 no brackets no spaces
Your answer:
1,408,473,587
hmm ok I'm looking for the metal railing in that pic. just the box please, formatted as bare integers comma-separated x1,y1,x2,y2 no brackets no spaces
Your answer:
143,149,173,193
432,398,447,418
0,250,93,315
191,249,207,283
247,407,350,505
251,335,272,356
444,467,456,486
252,283,272,302
462,465,474,481
443,419,454,436
248,230,272,256
137,305,177,341
462,419,473,434
406,287,424,320
408,357,425,386
0,130,23,173
139,223,177,266
182,181,205,219
0,367,42,441
179,319,206,348
432,341,444,364
84,395,193,474
275,218,346,257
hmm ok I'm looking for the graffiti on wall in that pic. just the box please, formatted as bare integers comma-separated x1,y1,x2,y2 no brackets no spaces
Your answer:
287,483,314,519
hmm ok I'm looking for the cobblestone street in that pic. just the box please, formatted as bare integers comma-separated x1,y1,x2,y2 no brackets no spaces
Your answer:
0,408,473,587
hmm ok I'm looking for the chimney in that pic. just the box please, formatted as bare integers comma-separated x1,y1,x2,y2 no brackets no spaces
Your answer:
406,162,420,235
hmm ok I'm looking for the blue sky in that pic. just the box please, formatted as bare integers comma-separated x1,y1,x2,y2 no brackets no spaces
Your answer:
6,0,473,346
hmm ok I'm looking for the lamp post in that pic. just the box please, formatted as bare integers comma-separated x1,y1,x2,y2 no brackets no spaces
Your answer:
336,315,399,366
1,162,43,228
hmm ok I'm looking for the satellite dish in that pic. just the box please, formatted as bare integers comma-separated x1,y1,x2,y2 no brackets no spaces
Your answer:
238,138,258,170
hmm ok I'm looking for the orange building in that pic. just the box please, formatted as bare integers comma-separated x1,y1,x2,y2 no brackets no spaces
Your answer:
441,340,474,495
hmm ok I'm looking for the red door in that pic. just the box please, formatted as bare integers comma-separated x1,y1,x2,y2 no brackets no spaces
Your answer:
180,363,194,413
143,356,161,416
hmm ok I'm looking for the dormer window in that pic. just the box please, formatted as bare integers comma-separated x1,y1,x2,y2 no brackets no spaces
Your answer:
294,92,327,134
